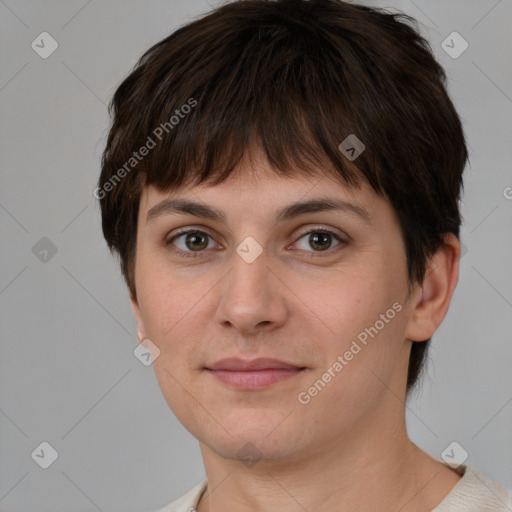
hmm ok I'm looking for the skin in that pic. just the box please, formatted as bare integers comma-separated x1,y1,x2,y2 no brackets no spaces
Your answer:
131,149,462,511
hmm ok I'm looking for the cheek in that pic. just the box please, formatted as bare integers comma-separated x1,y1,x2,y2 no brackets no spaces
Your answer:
135,261,223,376
294,263,390,333
135,248,197,334
296,263,406,381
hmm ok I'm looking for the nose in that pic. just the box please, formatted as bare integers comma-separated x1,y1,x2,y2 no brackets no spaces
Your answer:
214,243,288,338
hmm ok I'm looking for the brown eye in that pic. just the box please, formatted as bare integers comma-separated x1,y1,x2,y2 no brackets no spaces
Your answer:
183,232,209,251
294,229,344,254
308,232,332,251
167,229,215,256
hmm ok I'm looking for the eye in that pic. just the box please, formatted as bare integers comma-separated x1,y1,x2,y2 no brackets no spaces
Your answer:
166,229,218,257
166,227,346,259
292,228,345,256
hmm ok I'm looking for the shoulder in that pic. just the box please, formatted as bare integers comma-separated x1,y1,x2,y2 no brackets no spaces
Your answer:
151,480,208,512
432,464,512,511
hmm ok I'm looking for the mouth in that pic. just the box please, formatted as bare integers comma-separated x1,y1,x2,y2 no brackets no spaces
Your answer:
204,357,307,390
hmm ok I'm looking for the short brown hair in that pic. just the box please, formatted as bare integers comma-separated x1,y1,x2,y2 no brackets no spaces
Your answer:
98,0,468,393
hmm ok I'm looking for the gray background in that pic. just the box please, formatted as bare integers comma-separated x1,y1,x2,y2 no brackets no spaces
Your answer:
0,0,511,510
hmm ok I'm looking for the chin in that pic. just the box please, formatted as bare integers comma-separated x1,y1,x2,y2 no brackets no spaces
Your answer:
209,436,305,466
199,421,313,465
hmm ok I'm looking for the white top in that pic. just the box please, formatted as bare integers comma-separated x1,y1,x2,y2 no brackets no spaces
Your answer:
153,464,512,512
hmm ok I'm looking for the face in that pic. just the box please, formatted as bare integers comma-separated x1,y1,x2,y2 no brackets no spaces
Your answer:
131,152,424,465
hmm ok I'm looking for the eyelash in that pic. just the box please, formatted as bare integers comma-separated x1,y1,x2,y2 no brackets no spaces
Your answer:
165,227,346,259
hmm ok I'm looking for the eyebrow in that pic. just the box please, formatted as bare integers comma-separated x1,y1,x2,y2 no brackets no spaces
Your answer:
146,197,372,226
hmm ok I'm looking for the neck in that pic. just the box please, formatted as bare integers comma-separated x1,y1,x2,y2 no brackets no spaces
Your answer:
195,401,458,512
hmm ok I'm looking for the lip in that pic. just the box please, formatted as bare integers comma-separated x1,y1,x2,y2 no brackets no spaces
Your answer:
205,357,307,390
206,357,305,371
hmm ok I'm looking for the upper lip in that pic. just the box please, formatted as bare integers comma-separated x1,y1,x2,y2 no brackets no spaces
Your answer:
206,357,305,371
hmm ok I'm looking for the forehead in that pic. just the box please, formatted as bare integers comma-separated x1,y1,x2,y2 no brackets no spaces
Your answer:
137,152,392,229
139,163,396,235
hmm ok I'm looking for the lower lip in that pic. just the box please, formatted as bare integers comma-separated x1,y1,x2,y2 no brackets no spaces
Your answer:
206,368,305,390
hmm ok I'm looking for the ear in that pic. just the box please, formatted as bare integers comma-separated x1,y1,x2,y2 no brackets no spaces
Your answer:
130,290,147,343
405,233,461,342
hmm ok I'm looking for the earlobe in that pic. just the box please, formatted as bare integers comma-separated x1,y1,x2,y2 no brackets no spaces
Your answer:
405,233,460,342
130,292,147,343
